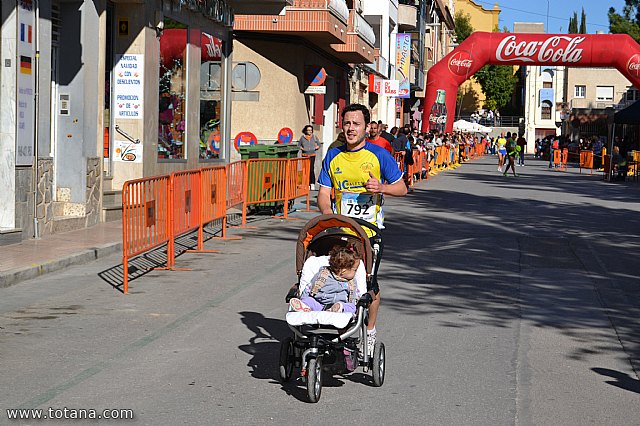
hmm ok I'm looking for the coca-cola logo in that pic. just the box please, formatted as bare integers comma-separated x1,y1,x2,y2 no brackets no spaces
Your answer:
429,114,447,124
496,35,585,63
448,50,474,77
627,53,640,78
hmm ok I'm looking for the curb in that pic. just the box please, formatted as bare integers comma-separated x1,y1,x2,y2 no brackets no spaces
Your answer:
0,242,123,289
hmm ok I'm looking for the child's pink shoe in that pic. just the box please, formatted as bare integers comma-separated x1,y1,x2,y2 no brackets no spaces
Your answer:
289,298,312,312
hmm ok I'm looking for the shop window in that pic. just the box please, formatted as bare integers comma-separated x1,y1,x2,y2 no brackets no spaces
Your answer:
158,19,188,160
199,32,223,160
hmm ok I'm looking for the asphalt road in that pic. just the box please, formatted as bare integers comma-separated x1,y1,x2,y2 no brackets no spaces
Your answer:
1,156,639,425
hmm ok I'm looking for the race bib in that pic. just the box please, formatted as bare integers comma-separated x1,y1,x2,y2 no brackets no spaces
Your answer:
340,192,379,223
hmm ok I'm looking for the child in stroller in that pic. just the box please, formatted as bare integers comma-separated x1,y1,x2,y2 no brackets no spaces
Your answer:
280,214,385,403
289,243,365,313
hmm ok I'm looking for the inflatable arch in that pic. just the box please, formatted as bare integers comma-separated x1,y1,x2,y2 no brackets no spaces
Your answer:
422,32,640,134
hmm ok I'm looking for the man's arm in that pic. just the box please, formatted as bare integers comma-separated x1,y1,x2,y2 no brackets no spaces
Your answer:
317,185,333,214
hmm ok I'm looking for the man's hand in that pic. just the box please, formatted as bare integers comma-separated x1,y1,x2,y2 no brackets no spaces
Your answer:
365,172,384,193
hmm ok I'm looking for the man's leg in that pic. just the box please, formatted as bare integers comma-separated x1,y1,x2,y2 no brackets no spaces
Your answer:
367,292,380,331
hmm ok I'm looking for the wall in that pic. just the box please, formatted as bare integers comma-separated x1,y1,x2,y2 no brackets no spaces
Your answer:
0,4,17,228
565,67,633,109
56,1,101,202
231,38,345,160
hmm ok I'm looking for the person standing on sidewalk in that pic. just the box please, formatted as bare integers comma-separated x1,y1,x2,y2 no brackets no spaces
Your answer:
317,103,407,353
367,121,394,155
516,134,527,166
298,125,321,190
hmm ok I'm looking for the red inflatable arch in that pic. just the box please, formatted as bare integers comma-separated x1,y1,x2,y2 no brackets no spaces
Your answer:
422,32,640,134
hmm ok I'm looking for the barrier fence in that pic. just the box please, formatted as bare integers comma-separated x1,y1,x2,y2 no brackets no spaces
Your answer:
122,157,314,293
122,175,171,294
120,145,488,293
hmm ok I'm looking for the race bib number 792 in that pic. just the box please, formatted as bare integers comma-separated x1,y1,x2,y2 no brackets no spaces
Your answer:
340,192,378,223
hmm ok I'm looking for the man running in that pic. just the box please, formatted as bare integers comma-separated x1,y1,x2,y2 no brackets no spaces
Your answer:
317,103,407,352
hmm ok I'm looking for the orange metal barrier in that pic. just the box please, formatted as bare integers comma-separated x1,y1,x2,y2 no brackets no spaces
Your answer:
122,175,171,294
226,161,249,227
288,156,314,212
394,152,405,173
201,165,238,241
168,170,202,267
245,158,290,217
560,148,568,171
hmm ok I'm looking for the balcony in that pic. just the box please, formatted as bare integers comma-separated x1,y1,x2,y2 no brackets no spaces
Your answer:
364,48,389,78
410,63,424,91
397,2,417,31
330,9,376,63
234,0,349,45
226,0,294,15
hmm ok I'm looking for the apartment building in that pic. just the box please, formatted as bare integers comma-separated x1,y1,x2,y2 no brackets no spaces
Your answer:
564,67,635,141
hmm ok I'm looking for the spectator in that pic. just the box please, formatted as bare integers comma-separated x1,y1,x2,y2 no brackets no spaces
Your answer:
516,134,526,166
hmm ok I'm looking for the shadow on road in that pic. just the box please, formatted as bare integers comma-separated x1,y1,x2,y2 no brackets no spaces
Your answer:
592,367,640,394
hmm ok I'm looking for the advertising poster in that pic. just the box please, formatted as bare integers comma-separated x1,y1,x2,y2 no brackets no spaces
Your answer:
113,140,143,163
16,0,35,166
395,33,411,99
114,54,144,119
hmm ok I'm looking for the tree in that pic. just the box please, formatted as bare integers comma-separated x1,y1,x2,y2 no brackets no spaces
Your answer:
473,65,518,111
579,7,587,33
568,12,578,33
454,11,474,43
609,2,640,42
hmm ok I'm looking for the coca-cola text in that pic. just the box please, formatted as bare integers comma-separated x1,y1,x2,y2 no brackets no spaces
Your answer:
495,35,585,63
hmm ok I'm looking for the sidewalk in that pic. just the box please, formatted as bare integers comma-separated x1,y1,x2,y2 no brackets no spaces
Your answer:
0,221,123,288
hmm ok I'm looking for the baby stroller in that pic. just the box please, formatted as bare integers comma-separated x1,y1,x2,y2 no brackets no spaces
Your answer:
279,214,385,403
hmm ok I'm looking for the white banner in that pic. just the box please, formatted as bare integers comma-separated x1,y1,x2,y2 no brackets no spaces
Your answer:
114,54,144,119
16,0,35,166
382,80,399,97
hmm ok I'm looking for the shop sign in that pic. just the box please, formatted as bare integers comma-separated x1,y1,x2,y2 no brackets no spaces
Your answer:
304,86,326,94
114,54,144,119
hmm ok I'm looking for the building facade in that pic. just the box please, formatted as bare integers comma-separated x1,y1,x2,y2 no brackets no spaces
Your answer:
453,0,499,115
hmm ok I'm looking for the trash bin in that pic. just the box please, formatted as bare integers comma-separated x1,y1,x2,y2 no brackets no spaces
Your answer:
239,144,299,213
238,144,299,159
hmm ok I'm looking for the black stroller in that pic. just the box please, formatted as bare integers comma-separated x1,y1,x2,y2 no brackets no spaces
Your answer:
279,214,385,403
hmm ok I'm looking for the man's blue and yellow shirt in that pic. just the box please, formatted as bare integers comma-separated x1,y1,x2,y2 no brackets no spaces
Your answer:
318,142,402,230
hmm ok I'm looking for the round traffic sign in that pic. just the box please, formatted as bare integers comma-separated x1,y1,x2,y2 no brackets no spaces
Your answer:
277,127,294,144
234,131,258,151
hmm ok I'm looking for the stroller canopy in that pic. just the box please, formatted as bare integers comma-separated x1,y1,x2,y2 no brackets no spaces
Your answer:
296,214,373,275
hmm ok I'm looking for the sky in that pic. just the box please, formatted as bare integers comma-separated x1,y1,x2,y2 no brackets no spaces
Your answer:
469,0,628,34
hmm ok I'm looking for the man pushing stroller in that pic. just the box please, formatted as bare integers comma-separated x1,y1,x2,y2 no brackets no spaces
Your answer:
316,103,408,352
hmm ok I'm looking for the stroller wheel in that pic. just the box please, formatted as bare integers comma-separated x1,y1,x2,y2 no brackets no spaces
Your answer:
372,341,385,387
279,337,294,382
306,357,323,403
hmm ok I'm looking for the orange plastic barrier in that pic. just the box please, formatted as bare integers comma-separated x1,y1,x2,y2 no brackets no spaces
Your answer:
579,150,594,174
122,175,171,294
394,152,405,173
560,148,568,171
553,149,561,168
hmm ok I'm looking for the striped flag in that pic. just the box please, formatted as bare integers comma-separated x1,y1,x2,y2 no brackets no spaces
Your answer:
20,55,32,74
19,23,32,43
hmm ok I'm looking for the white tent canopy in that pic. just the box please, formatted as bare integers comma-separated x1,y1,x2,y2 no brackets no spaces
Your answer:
453,119,492,133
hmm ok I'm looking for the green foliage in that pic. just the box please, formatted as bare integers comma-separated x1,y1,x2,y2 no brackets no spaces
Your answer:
454,11,474,43
472,64,517,111
609,2,640,42
568,12,578,33
579,7,587,33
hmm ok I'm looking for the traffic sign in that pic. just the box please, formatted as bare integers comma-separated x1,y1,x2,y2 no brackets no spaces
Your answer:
234,131,258,151
277,127,294,144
